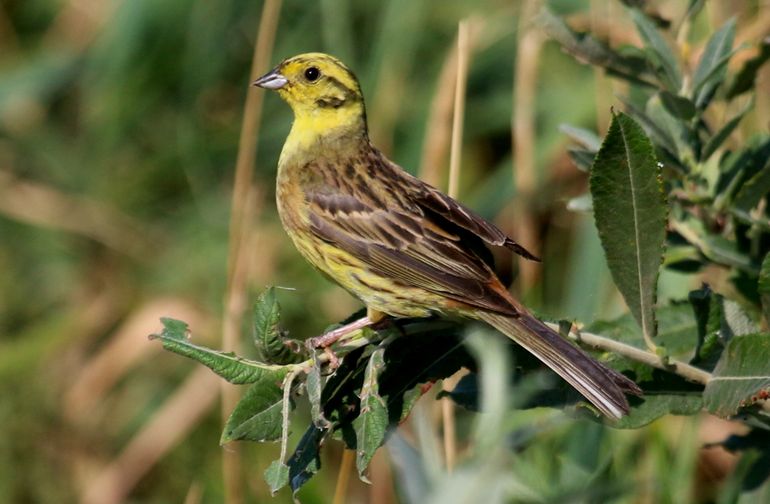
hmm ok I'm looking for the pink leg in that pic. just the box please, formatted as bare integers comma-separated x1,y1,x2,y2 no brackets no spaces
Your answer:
307,316,375,349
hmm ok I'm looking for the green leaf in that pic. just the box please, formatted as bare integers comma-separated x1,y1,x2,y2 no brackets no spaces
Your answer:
614,394,702,429
151,318,291,384
352,345,388,480
646,93,694,161
587,301,699,381
321,345,370,445
673,220,756,273
630,8,681,91
692,18,736,107
306,358,331,429
715,136,770,201
617,95,678,157
720,300,760,338
567,148,598,172
760,254,770,325
703,334,770,417
263,460,290,495
537,8,655,87
379,320,473,423
253,287,279,354
560,124,601,151
688,286,728,370
287,426,325,496
659,91,696,120
221,367,290,442
726,37,770,99
733,160,770,212
590,112,667,341
701,99,753,161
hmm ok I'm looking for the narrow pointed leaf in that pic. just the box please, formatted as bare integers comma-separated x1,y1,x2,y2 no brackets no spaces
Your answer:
151,318,292,384
352,346,388,480
760,253,770,325
307,358,331,429
693,18,736,98
630,8,681,91
701,99,752,160
537,8,655,87
560,124,602,151
726,37,770,98
567,148,598,172
659,91,696,120
590,112,667,340
733,160,770,212
646,93,694,161
617,95,678,156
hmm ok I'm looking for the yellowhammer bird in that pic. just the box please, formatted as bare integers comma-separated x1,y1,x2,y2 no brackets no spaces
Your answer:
254,52,641,418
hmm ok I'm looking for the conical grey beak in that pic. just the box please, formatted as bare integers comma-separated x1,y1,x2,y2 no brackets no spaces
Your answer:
252,69,288,90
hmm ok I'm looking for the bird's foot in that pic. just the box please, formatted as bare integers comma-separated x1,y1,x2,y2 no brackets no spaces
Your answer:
306,315,378,370
307,315,376,349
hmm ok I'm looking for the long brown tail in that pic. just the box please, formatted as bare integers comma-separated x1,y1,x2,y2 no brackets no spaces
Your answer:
478,311,642,419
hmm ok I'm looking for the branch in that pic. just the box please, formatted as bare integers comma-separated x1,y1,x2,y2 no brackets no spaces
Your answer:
298,317,769,414
546,322,770,414
545,322,712,385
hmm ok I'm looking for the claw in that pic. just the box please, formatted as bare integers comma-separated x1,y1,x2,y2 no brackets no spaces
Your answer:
323,346,340,369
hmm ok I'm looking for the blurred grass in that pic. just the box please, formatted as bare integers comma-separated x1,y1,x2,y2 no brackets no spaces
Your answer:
0,0,766,502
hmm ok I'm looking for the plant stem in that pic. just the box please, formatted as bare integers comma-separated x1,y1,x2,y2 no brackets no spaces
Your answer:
512,0,544,293
442,18,471,473
545,322,712,384
333,449,355,504
222,2,282,502
447,19,469,199
279,370,299,464
303,318,769,416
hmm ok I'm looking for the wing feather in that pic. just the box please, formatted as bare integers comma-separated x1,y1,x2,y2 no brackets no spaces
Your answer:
305,155,522,316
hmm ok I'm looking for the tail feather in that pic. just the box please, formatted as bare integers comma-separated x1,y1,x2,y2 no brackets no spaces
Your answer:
478,311,642,419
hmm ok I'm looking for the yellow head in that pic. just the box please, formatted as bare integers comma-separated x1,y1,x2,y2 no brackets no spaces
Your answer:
254,53,367,139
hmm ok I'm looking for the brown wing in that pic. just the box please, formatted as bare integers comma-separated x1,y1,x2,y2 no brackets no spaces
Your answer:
305,148,532,316
407,174,540,262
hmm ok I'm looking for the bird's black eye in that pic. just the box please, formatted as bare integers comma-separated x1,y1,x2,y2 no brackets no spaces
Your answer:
304,66,321,82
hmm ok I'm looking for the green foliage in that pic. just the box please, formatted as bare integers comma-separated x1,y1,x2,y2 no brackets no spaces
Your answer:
550,3,770,498
590,111,667,342
352,345,388,480
703,334,770,417
221,375,289,443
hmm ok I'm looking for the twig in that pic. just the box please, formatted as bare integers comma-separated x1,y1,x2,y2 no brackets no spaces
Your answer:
545,322,712,385
333,450,355,504
441,19,473,473
447,19,470,199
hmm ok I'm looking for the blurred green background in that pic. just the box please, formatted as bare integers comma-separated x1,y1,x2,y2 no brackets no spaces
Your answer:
1,0,767,502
